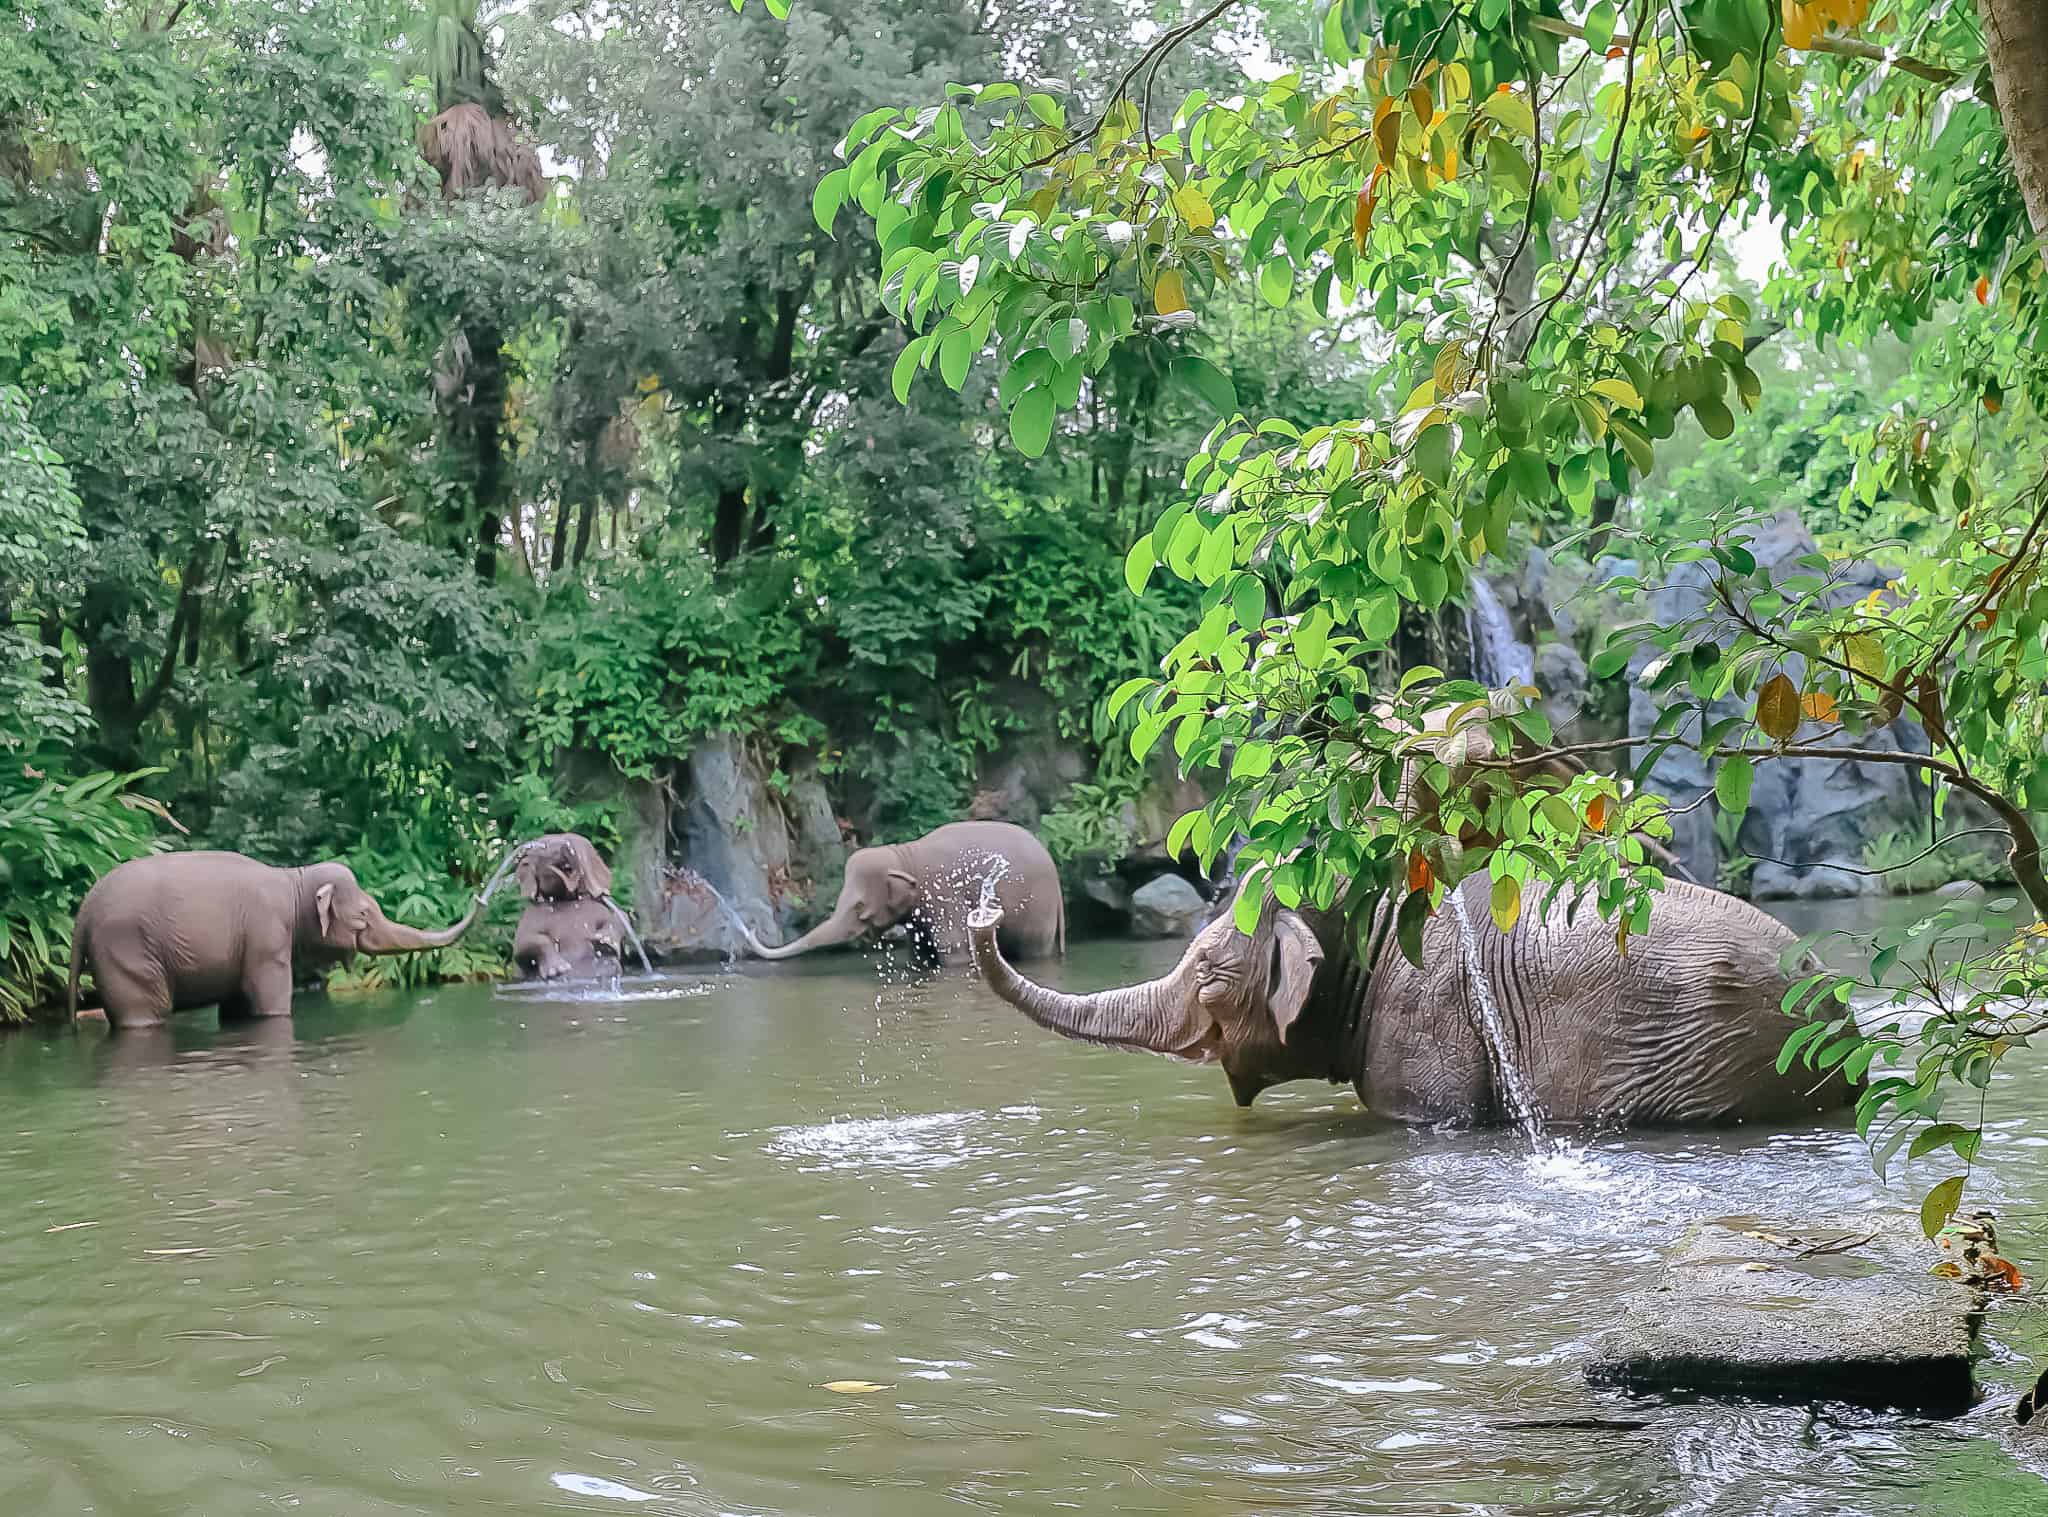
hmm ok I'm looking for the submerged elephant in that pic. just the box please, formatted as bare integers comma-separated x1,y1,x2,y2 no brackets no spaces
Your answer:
70,852,481,1029
512,898,623,982
735,820,1064,963
970,874,1853,1126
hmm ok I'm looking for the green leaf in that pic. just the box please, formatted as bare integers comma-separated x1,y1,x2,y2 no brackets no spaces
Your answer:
1259,258,1293,307
1230,573,1265,632
891,338,924,404
1124,533,1156,596
1920,1174,1966,1240
1107,676,1153,719
1480,89,1535,140
812,167,849,233
1009,387,1055,457
1171,355,1237,416
1714,755,1753,815
1909,1123,1974,1161
939,327,973,391
1583,0,1616,52
1396,888,1431,969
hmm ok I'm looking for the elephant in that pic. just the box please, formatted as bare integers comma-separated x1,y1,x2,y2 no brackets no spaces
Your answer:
968,873,1855,1127
512,898,623,982
516,833,612,903
69,852,482,1029
734,820,1064,964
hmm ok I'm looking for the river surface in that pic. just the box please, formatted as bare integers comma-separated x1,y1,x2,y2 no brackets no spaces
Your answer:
4,896,2047,1515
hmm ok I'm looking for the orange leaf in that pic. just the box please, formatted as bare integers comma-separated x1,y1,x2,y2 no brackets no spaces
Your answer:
1408,84,1432,122
1373,97,1400,166
1353,183,1377,250
1800,690,1839,723
1407,850,1434,894
1605,45,1626,58
1975,274,1991,305
1585,795,1610,833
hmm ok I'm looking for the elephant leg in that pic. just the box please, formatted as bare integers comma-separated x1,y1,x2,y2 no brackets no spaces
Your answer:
239,956,296,1018
94,962,173,1031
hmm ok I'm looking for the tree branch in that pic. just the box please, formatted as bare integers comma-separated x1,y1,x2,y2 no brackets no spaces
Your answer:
1527,13,1960,84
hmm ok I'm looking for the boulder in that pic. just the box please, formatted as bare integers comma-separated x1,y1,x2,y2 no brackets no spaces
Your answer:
1534,639,1589,734
1128,874,1208,939
1585,1213,1976,1414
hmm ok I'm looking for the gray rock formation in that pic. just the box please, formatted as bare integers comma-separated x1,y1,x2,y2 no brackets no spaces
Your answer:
1626,510,1932,897
1128,874,1207,939
633,737,848,962
1586,1214,1976,1413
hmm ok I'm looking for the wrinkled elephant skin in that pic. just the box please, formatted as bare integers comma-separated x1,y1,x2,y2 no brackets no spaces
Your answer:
970,875,1854,1128
70,852,481,1030
737,820,1064,964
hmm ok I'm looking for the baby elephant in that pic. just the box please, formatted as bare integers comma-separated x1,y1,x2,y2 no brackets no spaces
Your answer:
70,852,481,1029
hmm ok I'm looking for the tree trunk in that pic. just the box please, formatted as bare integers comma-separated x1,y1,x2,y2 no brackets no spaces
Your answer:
454,320,507,582
573,496,598,566
1982,0,2048,241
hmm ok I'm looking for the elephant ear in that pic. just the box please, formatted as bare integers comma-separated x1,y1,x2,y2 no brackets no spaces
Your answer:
884,868,920,917
1261,911,1324,1041
314,882,337,938
515,850,543,901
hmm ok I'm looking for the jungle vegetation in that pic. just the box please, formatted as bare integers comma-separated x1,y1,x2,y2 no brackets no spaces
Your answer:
5,0,2048,1224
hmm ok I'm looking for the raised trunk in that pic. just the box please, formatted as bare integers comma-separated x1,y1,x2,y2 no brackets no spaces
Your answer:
359,898,483,956
1982,0,2048,241
736,905,861,960
967,911,1208,1059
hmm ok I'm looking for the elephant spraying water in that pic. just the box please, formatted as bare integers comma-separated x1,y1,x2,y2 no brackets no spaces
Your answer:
968,874,1854,1127
733,820,1064,965
70,852,489,1030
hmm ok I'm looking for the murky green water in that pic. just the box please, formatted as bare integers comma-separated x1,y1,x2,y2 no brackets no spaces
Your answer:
4,900,2047,1515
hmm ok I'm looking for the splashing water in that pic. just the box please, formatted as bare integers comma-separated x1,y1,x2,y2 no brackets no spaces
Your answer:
1446,885,1545,1142
670,868,756,964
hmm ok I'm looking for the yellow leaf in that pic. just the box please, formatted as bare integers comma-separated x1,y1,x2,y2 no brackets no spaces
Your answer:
1440,144,1458,181
1589,377,1643,410
1800,690,1839,723
1408,85,1433,123
1153,268,1188,315
636,374,661,393
1171,182,1215,230
1756,671,1800,741
1489,873,1522,934
1838,633,1886,683
822,1380,888,1394
1432,341,1464,393
1443,62,1471,104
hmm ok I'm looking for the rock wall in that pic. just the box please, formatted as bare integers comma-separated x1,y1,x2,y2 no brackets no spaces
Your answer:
632,736,848,962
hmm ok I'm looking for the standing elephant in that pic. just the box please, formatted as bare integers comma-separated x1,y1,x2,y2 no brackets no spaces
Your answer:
70,852,481,1029
735,820,1064,964
969,874,1853,1126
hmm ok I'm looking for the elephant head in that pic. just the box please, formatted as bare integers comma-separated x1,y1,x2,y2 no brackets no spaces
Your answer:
512,898,624,981
515,833,613,903
967,898,1333,1106
303,863,482,959
734,846,920,960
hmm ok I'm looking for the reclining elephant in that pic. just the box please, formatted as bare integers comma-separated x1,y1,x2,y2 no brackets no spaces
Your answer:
735,820,1064,964
969,874,1853,1127
70,852,481,1029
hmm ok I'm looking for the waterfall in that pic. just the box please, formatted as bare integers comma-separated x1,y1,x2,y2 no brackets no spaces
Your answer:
1446,886,1545,1141
1465,574,1535,690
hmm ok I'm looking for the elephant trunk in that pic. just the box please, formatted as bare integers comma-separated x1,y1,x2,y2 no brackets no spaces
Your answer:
359,897,483,955
739,906,860,960
968,907,1210,1061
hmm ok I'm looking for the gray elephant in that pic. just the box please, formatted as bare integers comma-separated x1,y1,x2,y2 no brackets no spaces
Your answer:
969,873,1853,1126
512,898,623,982
69,852,481,1029
735,820,1064,963
516,833,613,903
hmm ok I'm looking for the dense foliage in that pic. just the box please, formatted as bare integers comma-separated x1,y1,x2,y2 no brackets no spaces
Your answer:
809,0,2048,1226
0,0,1339,1014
